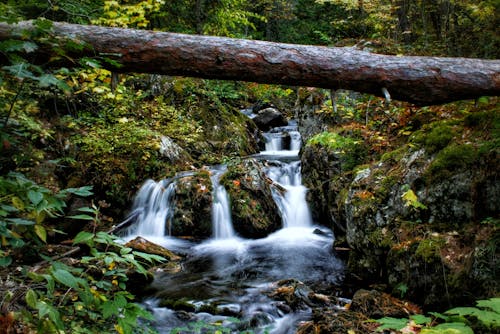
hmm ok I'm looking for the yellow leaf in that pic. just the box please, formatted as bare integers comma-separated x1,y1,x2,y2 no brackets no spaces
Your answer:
402,189,418,205
34,225,47,243
348,330,356,334
114,324,125,334
35,211,46,224
11,197,25,210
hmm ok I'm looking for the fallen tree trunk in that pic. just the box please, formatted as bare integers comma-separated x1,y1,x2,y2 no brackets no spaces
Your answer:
0,21,499,105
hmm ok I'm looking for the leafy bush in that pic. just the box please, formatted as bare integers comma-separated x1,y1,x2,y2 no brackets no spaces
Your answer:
375,298,500,333
0,172,92,267
22,227,164,333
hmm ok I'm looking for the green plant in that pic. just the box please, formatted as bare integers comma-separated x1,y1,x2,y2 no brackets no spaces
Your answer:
0,171,92,266
375,298,500,333
445,298,500,329
171,318,265,334
401,184,427,210
22,224,164,333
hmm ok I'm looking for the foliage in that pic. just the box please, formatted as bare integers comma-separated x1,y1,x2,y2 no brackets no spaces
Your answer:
171,318,263,334
92,0,164,28
307,131,368,171
375,298,500,333
21,227,163,333
0,172,92,267
401,184,427,210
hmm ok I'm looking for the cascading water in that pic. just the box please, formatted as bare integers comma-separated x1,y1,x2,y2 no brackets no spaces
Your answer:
265,160,312,228
209,166,236,239
124,179,176,237
122,115,344,334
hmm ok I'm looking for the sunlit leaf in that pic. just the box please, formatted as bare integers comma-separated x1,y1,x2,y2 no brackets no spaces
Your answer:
68,214,94,220
73,231,94,245
52,269,79,289
34,224,47,243
375,317,408,331
25,289,38,308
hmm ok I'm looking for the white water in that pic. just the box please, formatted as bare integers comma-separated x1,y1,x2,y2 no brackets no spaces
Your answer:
121,117,343,334
209,166,236,239
261,124,313,229
124,179,176,237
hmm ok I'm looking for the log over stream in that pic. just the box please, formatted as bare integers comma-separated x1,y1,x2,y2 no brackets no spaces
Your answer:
0,20,499,105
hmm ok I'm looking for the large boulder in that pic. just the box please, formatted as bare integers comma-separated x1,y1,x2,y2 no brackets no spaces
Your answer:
171,170,213,239
221,158,282,238
252,107,287,131
344,143,499,308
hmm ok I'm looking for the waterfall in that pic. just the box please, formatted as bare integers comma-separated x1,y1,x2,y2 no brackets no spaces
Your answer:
266,160,313,228
124,179,176,237
209,167,236,239
122,112,344,334
260,123,313,229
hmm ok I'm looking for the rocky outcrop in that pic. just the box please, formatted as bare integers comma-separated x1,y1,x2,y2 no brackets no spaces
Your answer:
221,159,282,238
300,109,500,309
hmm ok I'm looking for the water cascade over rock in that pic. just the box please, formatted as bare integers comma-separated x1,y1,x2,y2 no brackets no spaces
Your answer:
209,166,236,239
121,114,344,333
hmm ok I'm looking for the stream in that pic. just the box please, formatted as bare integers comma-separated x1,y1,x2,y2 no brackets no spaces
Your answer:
122,117,345,333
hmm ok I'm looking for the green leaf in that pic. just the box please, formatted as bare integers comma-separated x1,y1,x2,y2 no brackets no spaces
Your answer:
68,214,94,220
60,186,93,197
80,57,101,68
2,63,37,80
77,207,98,213
0,256,12,267
476,298,500,314
0,40,38,53
36,300,52,318
446,307,500,327
375,317,408,331
411,314,432,325
34,224,47,243
37,74,61,88
421,322,473,334
28,190,44,206
25,289,38,308
52,269,80,289
6,218,35,225
73,231,94,245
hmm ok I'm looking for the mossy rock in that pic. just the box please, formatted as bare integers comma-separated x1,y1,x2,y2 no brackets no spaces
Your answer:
171,171,213,239
221,159,281,238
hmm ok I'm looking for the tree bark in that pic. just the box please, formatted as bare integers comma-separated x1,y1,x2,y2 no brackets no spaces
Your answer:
0,21,499,105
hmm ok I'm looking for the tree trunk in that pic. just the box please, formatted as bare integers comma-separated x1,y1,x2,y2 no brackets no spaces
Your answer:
0,21,498,105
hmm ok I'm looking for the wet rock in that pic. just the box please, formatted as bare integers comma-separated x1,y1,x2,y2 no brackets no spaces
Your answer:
221,159,281,238
159,135,191,163
253,107,287,131
268,279,332,311
172,171,213,239
125,236,181,261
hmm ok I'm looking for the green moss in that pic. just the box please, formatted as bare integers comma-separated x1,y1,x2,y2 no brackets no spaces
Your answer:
426,144,478,180
307,131,368,171
159,299,196,312
415,236,445,260
380,146,408,164
410,122,457,154
367,227,395,248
